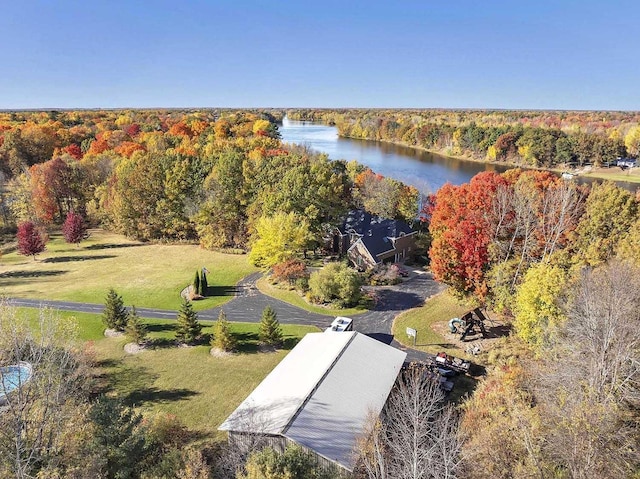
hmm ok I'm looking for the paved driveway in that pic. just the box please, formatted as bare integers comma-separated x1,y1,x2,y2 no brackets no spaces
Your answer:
9,270,444,361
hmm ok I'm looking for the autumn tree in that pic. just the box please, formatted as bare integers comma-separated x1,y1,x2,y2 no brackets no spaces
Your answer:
360,365,462,479
175,298,202,345
271,259,308,286
573,181,638,267
62,210,87,245
248,212,311,268
16,221,46,260
428,172,506,300
0,304,91,479
534,261,640,477
514,262,568,352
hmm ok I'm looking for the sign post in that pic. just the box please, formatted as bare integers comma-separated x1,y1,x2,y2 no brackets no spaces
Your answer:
406,327,417,346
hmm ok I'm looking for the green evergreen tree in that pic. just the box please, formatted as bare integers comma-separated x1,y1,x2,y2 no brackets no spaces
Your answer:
200,269,208,297
125,306,148,345
103,288,128,332
175,298,202,345
259,305,283,347
211,310,236,352
89,397,148,479
192,270,200,297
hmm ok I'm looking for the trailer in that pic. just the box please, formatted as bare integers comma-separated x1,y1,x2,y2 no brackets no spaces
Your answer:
325,316,354,332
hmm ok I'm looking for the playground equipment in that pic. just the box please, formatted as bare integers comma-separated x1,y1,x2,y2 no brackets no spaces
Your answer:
448,308,489,341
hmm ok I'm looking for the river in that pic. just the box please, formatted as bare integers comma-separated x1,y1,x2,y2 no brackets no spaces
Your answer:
279,118,636,193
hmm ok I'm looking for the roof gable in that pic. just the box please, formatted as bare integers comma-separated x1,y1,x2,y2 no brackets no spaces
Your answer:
219,332,407,471
219,333,352,435
338,210,414,239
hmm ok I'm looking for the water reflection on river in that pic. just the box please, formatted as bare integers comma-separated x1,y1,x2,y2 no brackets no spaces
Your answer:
279,118,636,193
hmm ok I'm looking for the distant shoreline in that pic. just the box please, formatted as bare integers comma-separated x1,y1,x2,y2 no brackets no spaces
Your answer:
336,133,640,186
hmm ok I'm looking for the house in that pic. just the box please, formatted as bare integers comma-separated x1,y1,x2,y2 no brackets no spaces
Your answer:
330,210,417,269
218,332,406,472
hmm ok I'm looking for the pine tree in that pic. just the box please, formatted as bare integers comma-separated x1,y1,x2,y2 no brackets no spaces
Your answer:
259,305,283,347
211,310,236,352
125,306,148,345
200,269,208,297
175,298,202,345
103,288,128,331
193,271,200,297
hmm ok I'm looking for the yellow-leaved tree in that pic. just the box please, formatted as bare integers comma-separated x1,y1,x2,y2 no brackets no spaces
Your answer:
514,262,568,352
248,212,311,268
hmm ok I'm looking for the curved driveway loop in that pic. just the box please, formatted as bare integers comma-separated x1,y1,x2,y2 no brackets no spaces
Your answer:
9,270,444,361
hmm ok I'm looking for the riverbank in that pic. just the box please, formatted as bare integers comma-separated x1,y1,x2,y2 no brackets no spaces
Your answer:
337,133,640,185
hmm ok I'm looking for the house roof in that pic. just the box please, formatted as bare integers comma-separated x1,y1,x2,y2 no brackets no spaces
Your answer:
338,210,414,239
219,332,406,471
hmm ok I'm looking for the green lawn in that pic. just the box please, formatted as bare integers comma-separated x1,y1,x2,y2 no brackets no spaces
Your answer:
392,291,471,356
1,229,258,311
18,307,318,438
256,276,367,317
581,170,640,183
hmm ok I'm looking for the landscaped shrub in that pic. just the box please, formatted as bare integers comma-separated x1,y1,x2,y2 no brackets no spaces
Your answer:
308,262,362,307
103,288,128,331
211,310,236,352
199,269,208,297
125,306,148,345
367,264,402,286
192,271,200,297
175,298,202,345
271,259,309,287
259,306,283,347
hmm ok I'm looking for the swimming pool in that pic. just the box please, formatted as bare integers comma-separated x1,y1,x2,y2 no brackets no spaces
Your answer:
0,362,33,404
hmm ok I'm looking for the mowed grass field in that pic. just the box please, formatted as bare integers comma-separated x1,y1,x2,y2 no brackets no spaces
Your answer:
18,307,318,438
1,229,258,311
392,291,470,356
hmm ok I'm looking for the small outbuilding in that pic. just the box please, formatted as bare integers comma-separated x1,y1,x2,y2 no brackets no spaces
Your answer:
218,331,406,472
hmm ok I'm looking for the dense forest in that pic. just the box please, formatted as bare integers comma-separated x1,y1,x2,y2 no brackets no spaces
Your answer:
0,109,418,254
287,109,640,168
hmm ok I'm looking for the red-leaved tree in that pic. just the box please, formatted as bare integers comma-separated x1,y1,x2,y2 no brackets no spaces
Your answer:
17,221,47,260
62,211,87,246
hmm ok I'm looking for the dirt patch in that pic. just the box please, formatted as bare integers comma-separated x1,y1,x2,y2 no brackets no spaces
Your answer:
104,329,124,338
124,342,147,354
210,347,234,358
431,316,511,356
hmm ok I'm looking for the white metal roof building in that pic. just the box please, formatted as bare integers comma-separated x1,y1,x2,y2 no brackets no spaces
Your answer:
219,331,406,471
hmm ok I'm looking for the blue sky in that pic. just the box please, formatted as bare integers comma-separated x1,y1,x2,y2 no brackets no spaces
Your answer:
0,0,637,110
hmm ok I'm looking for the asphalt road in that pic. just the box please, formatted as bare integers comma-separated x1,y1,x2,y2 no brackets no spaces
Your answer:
8,270,445,361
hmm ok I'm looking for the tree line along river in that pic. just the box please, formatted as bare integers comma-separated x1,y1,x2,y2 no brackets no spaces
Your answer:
279,117,635,193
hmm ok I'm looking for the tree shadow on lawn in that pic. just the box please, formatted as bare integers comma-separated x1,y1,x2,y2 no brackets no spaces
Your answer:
0,270,66,278
232,332,300,354
42,255,116,263
206,285,237,297
146,323,177,333
234,332,260,354
84,243,145,251
127,387,199,406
